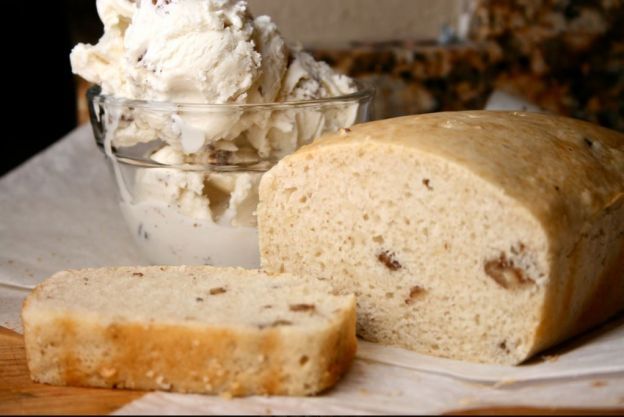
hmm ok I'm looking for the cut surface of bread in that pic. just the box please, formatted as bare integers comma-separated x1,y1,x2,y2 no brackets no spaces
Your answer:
258,111,624,365
22,266,356,396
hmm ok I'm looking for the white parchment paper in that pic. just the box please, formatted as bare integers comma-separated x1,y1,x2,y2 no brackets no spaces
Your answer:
0,125,147,331
1,117,623,414
114,372,624,415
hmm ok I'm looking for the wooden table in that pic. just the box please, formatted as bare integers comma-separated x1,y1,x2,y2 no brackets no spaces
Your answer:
1,326,622,415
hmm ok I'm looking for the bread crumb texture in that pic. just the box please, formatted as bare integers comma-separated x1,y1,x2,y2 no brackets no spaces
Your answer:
258,111,624,365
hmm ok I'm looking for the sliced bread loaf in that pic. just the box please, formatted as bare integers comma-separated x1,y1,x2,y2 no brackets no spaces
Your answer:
258,111,624,365
22,266,356,396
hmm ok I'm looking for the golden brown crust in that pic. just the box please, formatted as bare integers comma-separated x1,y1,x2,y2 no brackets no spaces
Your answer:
22,267,357,396
532,196,624,357
25,316,355,396
573,236,624,336
318,301,358,391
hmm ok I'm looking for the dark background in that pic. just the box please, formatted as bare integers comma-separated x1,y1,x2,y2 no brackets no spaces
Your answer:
3,2,100,175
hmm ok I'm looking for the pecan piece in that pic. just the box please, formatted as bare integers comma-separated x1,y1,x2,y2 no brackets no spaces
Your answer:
378,250,402,271
289,304,315,312
484,253,535,289
404,286,426,305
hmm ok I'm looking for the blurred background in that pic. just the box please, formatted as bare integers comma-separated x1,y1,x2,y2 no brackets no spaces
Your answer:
4,0,623,174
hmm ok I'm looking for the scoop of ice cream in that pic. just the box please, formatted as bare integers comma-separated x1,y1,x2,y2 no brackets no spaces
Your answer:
72,0,356,156
73,0,361,233
72,0,288,104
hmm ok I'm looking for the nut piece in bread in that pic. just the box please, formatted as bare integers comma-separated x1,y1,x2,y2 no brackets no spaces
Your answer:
22,266,357,396
258,111,624,365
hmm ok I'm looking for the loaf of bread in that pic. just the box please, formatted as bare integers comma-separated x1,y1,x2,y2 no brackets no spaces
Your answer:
258,111,624,365
22,266,356,396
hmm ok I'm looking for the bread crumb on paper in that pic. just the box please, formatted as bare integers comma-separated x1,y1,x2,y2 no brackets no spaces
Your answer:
492,379,517,389
541,354,560,363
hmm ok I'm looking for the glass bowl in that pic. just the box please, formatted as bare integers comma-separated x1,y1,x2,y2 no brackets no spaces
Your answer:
87,84,374,267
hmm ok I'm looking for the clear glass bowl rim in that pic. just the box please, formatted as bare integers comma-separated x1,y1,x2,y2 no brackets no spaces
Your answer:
88,80,375,111
88,80,374,172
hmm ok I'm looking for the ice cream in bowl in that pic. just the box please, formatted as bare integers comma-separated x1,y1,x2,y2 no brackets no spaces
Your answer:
72,0,374,267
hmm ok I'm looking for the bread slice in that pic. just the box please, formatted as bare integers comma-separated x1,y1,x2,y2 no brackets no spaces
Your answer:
22,266,356,396
258,111,624,365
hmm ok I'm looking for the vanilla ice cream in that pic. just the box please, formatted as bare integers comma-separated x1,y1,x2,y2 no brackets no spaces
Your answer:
73,0,367,266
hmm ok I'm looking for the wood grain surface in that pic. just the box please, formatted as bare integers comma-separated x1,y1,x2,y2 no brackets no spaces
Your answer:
1,326,622,415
